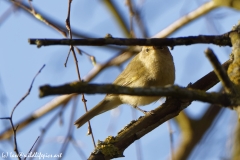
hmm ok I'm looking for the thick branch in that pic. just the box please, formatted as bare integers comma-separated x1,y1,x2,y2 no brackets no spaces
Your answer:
39,83,240,107
88,97,184,160
29,33,231,48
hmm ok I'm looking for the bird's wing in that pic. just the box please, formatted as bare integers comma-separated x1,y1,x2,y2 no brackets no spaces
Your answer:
113,56,146,87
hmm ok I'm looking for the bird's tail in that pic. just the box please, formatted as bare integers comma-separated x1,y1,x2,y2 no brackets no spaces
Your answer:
74,97,121,128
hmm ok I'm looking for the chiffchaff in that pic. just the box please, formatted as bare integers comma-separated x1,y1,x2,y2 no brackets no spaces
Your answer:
75,46,175,128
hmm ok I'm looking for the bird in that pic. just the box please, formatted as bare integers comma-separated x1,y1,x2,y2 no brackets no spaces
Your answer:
74,46,175,128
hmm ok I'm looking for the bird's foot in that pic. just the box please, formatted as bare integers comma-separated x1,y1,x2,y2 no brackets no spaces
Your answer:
135,106,154,115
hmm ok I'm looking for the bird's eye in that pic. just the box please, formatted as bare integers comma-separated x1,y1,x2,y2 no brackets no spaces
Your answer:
145,48,150,53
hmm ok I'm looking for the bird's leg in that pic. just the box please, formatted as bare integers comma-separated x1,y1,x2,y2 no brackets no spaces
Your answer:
134,106,154,115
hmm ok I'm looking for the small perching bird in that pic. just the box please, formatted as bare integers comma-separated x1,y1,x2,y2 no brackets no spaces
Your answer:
74,46,175,128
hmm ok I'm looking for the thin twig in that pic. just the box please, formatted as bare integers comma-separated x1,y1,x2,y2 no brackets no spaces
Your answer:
29,105,68,160
0,65,45,160
11,64,45,118
24,136,40,160
0,94,73,140
10,0,100,62
65,0,96,147
64,49,71,67
12,1,66,36
59,97,77,159
28,0,35,14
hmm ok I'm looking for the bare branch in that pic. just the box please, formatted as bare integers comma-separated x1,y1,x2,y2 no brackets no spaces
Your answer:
29,33,232,48
205,48,235,94
65,0,96,147
40,82,239,107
